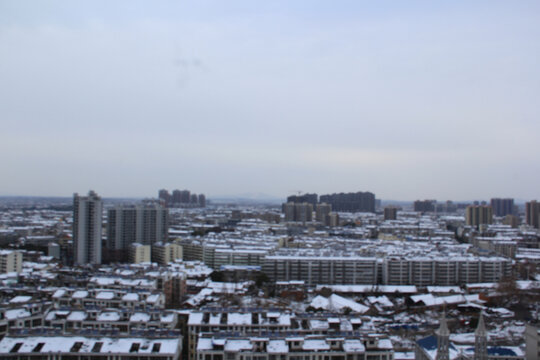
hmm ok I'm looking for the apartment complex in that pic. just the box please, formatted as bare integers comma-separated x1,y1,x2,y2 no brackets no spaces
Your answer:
187,309,393,360
263,249,511,286
179,233,279,270
159,189,206,208
263,253,379,286
413,200,436,213
316,203,332,222
466,205,493,227
196,334,393,360
287,193,318,206
490,198,514,217
319,192,375,213
283,202,314,222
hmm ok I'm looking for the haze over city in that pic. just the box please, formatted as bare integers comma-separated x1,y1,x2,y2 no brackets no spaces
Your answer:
1,1,539,200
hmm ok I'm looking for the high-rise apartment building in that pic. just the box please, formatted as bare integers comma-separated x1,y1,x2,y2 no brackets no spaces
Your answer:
526,200,540,229
159,189,206,208
283,202,295,222
198,194,206,207
465,205,493,227
107,202,168,262
180,190,191,204
384,206,398,220
319,191,375,213
172,189,182,204
158,189,170,206
503,214,519,228
435,201,457,213
315,203,331,222
107,207,136,255
490,198,514,217
282,202,313,222
73,191,103,265
287,193,318,206
294,202,313,222
136,202,169,244
414,200,436,213
325,212,340,227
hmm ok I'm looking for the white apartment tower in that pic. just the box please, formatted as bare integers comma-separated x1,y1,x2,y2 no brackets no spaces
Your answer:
73,191,103,265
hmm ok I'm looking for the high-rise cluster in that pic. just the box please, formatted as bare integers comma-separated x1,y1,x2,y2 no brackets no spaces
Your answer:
284,191,376,214
490,198,515,217
158,189,206,208
413,199,436,213
282,201,339,226
319,191,375,212
282,202,313,222
73,191,169,265
465,205,493,227
286,193,317,206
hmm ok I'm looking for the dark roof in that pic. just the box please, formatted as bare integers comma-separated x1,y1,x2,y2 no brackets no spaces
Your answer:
417,335,437,351
488,347,519,356
417,335,457,352
465,346,518,357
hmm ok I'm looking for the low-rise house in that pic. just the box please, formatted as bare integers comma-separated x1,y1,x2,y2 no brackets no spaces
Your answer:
0,334,182,360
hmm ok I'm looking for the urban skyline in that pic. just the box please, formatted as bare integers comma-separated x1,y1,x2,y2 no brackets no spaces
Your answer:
0,191,537,205
0,185,538,360
1,2,540,359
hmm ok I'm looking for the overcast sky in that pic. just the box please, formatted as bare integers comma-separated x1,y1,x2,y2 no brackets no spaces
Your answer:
1,1,539,201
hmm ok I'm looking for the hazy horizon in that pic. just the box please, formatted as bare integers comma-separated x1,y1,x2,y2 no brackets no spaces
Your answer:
1,1,539,201
0,192,533,206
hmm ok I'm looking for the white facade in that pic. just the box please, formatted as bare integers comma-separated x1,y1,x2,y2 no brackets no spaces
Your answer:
152,243,182,265
129,243,151,264
0,250,22,274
